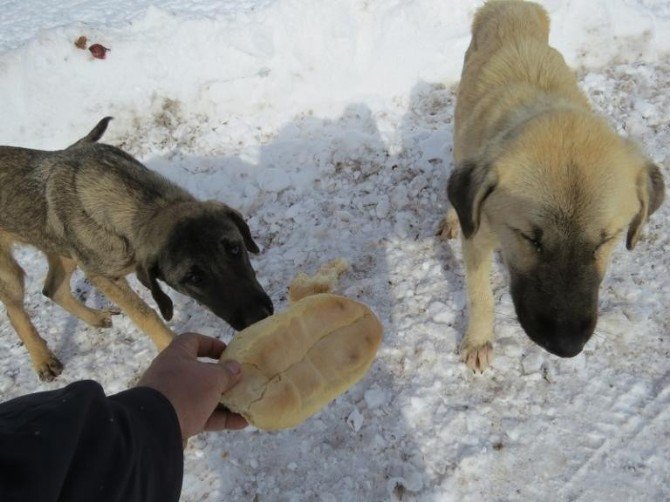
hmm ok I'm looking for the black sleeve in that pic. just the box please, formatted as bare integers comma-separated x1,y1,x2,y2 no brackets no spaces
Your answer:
0,380,183,502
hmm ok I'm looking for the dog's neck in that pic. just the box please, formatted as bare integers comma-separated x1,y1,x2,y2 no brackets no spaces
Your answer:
131,199,195,262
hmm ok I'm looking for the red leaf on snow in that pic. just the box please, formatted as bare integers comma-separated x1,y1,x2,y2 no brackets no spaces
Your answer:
89,44,110,59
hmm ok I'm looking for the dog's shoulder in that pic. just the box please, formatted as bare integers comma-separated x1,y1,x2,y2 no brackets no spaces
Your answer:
60,142,192,205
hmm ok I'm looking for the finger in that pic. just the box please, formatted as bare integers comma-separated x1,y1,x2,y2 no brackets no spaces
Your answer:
210,359,242,392
204,410,248,431
172,332,228,359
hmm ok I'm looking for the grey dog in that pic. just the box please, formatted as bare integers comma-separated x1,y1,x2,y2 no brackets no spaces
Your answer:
0,117,273,380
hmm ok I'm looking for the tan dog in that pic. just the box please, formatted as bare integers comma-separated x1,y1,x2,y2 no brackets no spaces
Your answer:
0,118,273,380
443,0,665,371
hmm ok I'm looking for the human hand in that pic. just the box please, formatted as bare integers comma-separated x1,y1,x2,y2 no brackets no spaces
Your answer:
138,332,247,445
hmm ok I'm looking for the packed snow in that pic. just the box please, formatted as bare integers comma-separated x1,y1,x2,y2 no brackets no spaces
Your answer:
0,0,668,500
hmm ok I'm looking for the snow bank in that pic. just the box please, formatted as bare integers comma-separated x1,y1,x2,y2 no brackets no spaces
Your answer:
1,0,669,151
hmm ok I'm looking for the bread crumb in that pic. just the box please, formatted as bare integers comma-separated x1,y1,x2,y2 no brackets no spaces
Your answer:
288,258,349,303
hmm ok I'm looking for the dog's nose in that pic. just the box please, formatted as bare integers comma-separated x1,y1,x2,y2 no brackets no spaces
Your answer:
544,340,584,358
534,315,595,358
238,293,273,329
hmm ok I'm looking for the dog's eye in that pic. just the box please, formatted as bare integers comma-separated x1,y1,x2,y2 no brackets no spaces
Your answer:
522,234,542,252
509,226,543,252
220,238,242,257
594,233,618,254
183,268,203,286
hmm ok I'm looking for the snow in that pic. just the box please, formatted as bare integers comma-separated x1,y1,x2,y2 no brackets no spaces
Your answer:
0,0,668,500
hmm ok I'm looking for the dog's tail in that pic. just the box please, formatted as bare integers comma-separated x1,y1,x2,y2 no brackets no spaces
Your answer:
67,116,113,149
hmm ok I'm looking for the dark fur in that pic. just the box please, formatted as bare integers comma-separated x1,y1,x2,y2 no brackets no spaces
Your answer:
509,232,601,357
447,160,496,239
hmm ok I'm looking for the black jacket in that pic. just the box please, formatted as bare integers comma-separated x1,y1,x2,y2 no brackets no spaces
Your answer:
0,381,183,502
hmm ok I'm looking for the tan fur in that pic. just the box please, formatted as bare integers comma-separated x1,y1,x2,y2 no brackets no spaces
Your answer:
445,1,664,371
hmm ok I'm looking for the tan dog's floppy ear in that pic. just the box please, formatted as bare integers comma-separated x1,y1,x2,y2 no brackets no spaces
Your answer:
646,163,666,215
227,208,260,254
136,262,174,321
627,163,665,250
447,160,497,238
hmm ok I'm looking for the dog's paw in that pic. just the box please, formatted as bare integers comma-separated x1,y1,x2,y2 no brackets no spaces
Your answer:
91,312,113,328
436,210,460,240
37,355,64,381
89,308,120,328
460,341,493,373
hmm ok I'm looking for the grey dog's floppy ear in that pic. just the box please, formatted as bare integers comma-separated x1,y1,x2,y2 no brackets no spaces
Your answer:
627,162,665,250
136,262,174,321
227,207,260,254
447,160,497,238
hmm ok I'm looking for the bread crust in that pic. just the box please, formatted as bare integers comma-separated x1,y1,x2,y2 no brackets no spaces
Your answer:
219,294,382,430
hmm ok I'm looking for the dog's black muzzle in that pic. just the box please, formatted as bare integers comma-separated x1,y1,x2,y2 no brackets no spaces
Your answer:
511,267,600,358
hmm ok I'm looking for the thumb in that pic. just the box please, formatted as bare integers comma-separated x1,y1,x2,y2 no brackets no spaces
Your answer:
217,359,243,393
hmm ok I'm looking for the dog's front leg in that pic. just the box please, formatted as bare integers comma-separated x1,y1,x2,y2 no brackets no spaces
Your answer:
43,254,120,328
88,275,175,351
460,231,496,372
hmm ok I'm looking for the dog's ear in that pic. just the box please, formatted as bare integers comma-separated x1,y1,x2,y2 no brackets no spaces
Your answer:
646,163,666,216
136,261,174,321
227,208,260,254
627,163,665,250
447,160,497,238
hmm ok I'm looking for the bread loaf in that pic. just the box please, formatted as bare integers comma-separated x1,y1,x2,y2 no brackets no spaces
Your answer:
219,293,382,430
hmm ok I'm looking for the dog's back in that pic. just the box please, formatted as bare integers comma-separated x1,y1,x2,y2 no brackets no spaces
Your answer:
470,0,549,55
0,117,113,237
455,1,589,162
0,118,192,262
